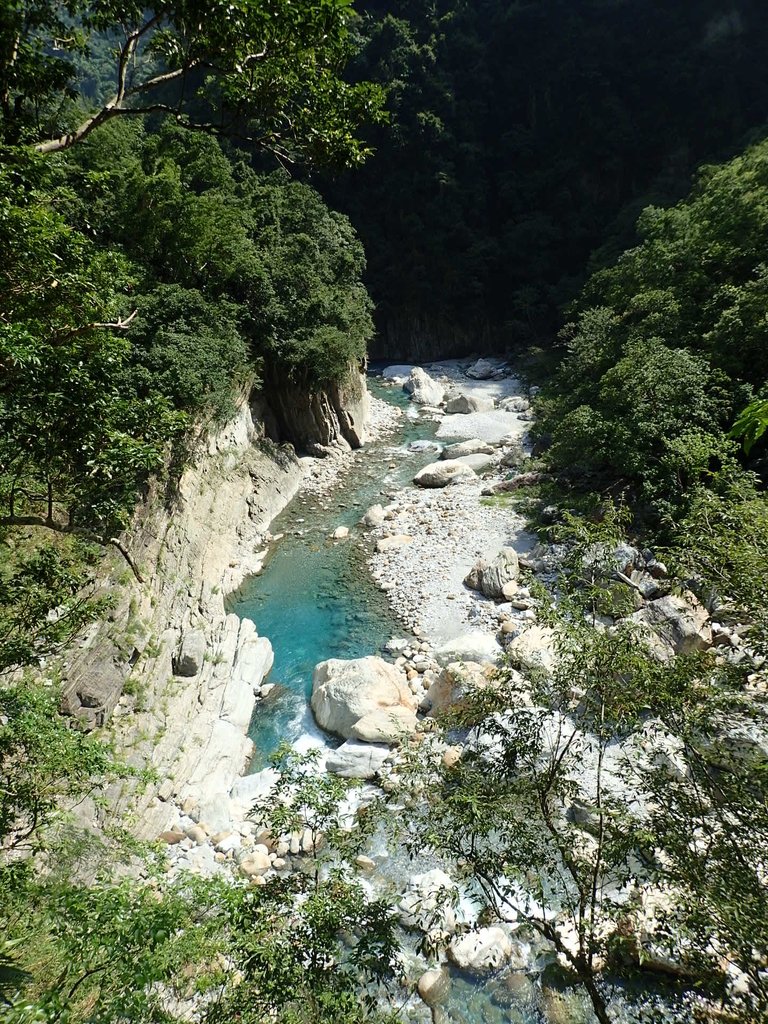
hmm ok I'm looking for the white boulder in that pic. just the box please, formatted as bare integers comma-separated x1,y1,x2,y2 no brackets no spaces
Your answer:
440,438,495,459
414,460,477,488
448,927,523,973
404,367,445,406
325,740,391,779
434,633,501,666
444,393,495,415
311,656,415,740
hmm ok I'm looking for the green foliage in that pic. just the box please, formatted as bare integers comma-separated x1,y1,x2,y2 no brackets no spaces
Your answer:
539,136,768,516
0,537,101,673
0,682,125,852
731,396,768,454
127,285,250,422
0,163,183,532
326,0,768,355
1,0,385,167
64,120,373,384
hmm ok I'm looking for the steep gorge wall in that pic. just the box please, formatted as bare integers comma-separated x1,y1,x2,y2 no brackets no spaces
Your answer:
61,368,370,840
263,362,371,453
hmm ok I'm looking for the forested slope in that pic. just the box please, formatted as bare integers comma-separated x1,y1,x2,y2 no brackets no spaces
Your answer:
325,0,768,357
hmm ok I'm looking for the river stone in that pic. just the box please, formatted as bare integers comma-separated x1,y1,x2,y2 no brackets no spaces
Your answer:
434,633,501,666
404,367,445,406
175,628,206,677
332,525,349,539
399,868,459,934
325,739,391,779
444,393,495,414
428,661,495,715
505,624,558,673
440,438,495,460
414,460,477,488
376,534,414,553
454,452,496,473
627,592,711,658
311,656,415,739
498,395,530,413
448,927,520,973
464,547,520,599
239,850,271,877
465,358,496,380
361,504,387,528
418,968,451,1006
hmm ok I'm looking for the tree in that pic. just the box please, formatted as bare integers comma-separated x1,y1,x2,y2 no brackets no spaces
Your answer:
1,0,385,166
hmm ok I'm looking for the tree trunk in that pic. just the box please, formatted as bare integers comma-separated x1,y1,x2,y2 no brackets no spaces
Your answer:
581,972,612,1024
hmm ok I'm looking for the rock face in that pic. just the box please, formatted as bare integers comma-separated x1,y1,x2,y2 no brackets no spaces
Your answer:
311,656,416,740
263,362,371,453
414,460,477,488
464,547,519,599
445,392,495,414
627,593,711,658
440,438,495,459
404,367,445,406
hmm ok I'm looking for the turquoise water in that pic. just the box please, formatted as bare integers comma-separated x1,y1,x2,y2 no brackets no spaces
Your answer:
229,380,444,766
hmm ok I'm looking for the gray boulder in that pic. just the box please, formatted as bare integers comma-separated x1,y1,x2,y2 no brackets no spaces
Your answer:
627,593,711,658
175,629,206,677
454,452,496,473
434,632,501,666
464,547,519,599
440,438,495,459
444,393,495,414
465,358,496,380
414,460,477,488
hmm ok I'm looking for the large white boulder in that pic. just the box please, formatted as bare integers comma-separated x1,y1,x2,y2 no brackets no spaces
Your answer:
434,633,501,666
311,656,415,740
414,460,477,488
404,367,445,406
427,661,495,715
350,705,419,743
454,452,496,473
445,393,495,414
505,624,558,674
464,548,520,599
382,364,415,380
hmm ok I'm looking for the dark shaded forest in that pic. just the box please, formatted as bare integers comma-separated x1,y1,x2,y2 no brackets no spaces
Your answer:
324,0,768,358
